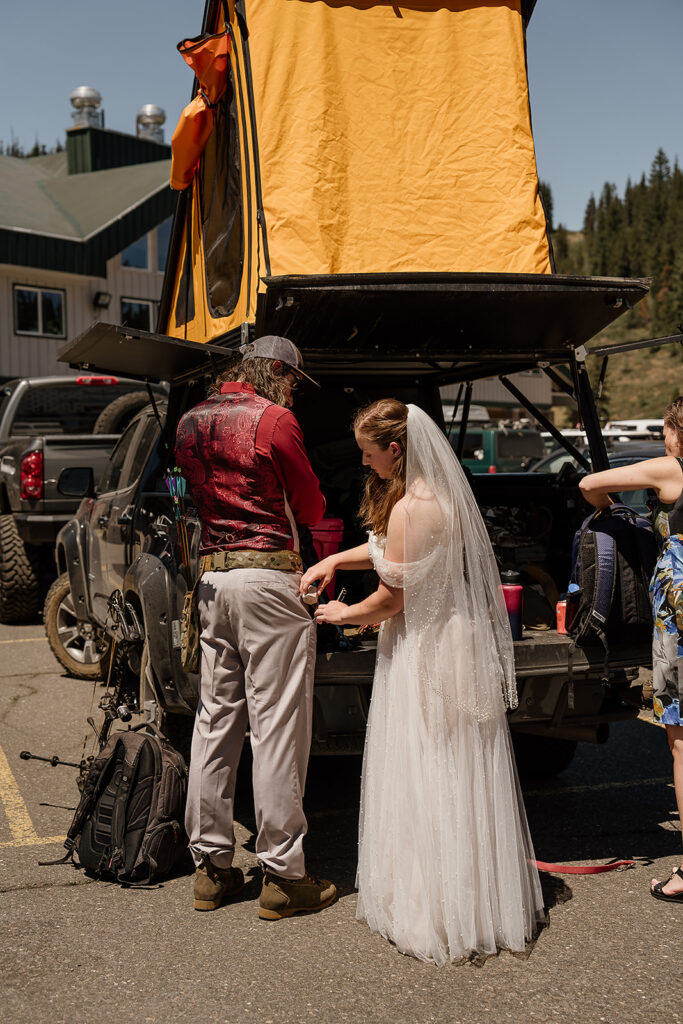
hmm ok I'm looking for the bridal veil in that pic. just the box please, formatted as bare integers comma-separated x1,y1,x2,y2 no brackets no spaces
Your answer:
356,404,545,964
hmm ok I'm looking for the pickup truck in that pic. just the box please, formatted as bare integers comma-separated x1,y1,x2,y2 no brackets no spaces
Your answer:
54,282,662,778
0,374,162,627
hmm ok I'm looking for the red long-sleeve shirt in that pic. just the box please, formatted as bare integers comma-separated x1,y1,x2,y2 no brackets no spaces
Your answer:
175,382,325,553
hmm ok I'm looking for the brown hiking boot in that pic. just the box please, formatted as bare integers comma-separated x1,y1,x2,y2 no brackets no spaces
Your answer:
193,854,245,911
258,868,336,920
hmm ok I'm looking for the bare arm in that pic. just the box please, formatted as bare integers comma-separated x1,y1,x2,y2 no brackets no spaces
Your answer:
314,505,405,626
579,456,683,509
316,580,403,627
299,543,372,597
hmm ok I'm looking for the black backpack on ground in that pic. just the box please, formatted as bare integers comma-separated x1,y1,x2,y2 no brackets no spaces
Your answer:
568,502,657,664
48,723,189,885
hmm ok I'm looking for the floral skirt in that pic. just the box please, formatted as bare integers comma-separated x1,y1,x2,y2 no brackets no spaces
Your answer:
652,626,682,725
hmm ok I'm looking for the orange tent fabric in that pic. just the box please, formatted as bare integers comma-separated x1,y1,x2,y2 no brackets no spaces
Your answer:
170,31,231,192
163,2,552,342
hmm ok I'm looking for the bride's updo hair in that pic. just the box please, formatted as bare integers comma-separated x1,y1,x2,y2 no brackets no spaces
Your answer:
664,396,683,451
353,398,408,537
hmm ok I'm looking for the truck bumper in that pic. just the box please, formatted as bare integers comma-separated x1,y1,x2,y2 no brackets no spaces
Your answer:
15,513,72,546
312,629,652,747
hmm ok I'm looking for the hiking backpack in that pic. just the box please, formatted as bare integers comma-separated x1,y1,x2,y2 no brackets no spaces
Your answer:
52,723,189,884
568,502,657,656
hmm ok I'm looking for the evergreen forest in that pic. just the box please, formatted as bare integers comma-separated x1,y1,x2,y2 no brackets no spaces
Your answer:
543,148,683,334
540,149,683,419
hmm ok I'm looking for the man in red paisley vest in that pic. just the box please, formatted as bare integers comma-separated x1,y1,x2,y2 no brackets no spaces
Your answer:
175,336,336,919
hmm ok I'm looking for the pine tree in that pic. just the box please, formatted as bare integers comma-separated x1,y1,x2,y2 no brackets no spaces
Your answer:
539,180,554,232
550,148,682,329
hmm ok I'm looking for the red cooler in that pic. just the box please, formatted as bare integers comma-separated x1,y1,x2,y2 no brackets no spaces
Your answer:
310,518,345,599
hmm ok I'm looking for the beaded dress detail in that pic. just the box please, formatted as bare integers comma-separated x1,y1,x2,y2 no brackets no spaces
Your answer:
355,404,545,965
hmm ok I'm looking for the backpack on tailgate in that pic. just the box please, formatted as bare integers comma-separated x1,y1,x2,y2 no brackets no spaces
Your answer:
52,723,189,885
568,502,657,655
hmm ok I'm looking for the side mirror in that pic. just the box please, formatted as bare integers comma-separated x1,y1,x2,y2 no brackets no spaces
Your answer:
58,466,95,498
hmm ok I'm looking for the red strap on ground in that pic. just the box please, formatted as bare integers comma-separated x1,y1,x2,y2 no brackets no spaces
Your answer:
533,859,635,874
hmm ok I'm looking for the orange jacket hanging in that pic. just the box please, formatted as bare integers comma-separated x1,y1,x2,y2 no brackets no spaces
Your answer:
170,30,230,192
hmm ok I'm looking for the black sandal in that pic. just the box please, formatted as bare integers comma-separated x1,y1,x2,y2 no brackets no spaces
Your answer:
650,866,683,903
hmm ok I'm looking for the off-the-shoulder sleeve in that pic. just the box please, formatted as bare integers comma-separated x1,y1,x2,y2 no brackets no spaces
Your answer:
368,531,441,589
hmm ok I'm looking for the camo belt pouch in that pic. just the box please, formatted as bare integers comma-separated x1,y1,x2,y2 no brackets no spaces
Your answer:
180,581,200,674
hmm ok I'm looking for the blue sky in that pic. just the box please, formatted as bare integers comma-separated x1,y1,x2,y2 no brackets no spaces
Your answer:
1,1,681,231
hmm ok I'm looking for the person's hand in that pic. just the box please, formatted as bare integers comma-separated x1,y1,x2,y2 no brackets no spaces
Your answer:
300,557,335,597
314,600,348,626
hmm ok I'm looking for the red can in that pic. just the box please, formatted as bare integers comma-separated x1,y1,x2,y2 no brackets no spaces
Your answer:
556,599,567,634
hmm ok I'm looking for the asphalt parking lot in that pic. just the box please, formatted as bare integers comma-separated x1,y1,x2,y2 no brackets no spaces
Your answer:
1,620,681,1024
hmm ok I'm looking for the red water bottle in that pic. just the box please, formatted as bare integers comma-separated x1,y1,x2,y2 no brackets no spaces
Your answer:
500,569,523,641
556,597,568,634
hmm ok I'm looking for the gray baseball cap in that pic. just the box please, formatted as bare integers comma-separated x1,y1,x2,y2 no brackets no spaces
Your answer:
240,335,320,388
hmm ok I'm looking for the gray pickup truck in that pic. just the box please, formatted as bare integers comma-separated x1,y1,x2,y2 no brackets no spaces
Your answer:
0,375,162,625
53,274,664,777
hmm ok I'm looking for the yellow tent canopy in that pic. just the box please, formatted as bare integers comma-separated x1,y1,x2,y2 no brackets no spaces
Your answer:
159,0,551,345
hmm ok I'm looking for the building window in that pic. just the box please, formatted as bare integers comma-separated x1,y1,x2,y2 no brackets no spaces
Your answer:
120,298,155,332
121,234,149,269
13,286,66,338
157,217,173,272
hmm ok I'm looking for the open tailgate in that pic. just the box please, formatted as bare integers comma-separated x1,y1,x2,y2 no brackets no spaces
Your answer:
59,273,649,385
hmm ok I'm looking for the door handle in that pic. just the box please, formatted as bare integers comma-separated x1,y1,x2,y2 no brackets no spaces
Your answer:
97,515,109,528
117,503,135,525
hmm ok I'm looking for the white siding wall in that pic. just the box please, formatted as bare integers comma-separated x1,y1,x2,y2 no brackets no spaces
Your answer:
0,229,165,380
441,370,552,410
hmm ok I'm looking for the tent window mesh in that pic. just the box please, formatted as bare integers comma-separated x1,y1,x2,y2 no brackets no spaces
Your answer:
199,81,243,318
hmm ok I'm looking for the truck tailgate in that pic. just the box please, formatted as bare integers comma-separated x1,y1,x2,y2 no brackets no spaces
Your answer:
316,630,652,683
41,434,119,510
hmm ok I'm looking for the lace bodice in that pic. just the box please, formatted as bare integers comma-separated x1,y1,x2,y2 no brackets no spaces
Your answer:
368,530,444,590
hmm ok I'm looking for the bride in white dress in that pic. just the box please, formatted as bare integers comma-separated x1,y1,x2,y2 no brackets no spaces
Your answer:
300,399,545,965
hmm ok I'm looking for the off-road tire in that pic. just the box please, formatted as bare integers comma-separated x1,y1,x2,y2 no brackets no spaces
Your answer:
44,572,112,680
93,391,150,434
0,514,40,623
511,732,578,780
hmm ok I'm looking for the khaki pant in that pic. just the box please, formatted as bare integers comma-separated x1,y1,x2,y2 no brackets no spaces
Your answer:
185,568,316,877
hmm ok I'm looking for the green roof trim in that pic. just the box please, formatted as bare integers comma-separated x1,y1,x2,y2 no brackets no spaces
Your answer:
0,155,175,276
66,126,171,175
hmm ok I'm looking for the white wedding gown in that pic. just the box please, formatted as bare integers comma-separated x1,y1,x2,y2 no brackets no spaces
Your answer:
355,450,545,966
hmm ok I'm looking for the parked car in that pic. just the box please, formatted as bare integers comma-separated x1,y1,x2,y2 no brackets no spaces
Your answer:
54,271,657,780
49,0,657,777
530,441,665,515
446,426,545,473
605,418,663,437
0,375,165,627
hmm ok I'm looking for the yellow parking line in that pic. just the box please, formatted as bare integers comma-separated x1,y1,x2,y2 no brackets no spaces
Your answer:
0,745,68,849
0,834,66,849
0,743,41,843
0,637,47,644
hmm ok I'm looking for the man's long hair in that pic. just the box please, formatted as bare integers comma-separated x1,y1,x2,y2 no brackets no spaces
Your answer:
210,356,289,406
353,398,408,538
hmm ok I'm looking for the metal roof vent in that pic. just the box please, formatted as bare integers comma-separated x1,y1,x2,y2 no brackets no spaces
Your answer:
70,87,104,129
136,105,166,144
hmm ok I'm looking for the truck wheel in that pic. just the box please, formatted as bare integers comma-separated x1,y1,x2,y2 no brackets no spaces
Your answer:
92,391,150,434
44,573,112,680
0,514,40,623
511,732,578,780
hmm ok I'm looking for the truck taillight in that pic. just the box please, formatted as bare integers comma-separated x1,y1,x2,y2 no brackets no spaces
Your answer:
487,465,497,474
20,450,43,500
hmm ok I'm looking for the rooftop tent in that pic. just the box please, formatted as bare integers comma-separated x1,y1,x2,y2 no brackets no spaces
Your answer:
159,0,552,344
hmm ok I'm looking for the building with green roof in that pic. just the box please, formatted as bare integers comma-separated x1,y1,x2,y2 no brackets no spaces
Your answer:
0,93,175,378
